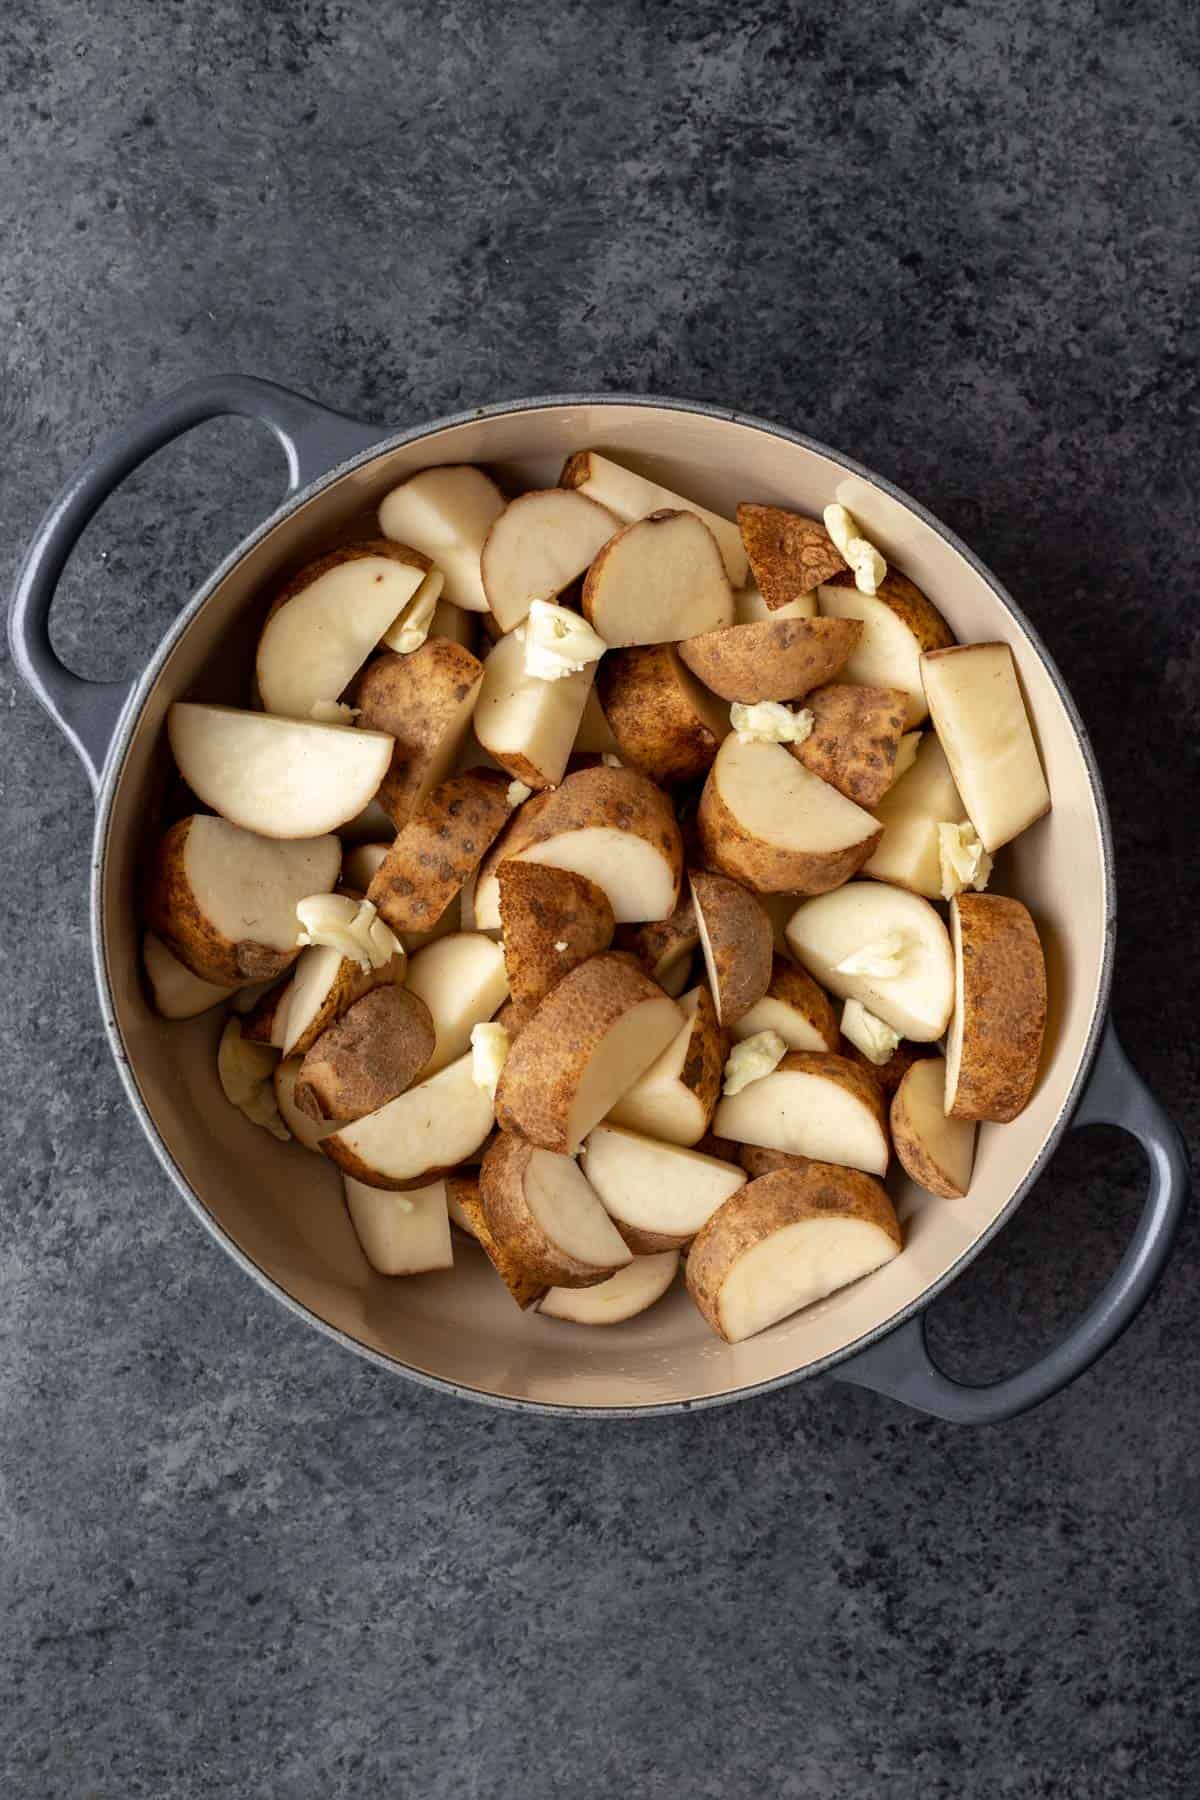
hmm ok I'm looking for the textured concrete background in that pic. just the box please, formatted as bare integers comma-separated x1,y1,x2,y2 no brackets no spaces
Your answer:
2,2,1198,1795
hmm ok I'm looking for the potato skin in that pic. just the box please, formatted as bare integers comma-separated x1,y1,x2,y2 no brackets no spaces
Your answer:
794,684,908,807
240,976,291,1045
350,640,483,831
479,1133,624,1289
678,985,726,1130
678,616,861,703
614,893,699,988
825,568,956,656
596,645,726,784
697,770,882,896
737,1146,813,1179
447,1171,547,1310
762,956,840,1051
949,894,1047,1122
367,769,513,933
690,871,773,1025
686,1162,901,1340
294,985,436,1122
144,817,300,986
842,1038,929,1098
286,951,403,1061
890,1062,970,1200
737,505,847,610
497,862,615,1013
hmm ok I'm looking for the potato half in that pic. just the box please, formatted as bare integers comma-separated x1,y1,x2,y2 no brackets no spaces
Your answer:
322,1052,495,1190
793,683,908,807
785,880,955,1042
479,1133,632,1289
351,640,484,831
946,894,1047,1122
497,862,615,1015
581,509,734,646
713,1051,890,1177
678,615,861,704
344,1177,454,1276
378,464,506,613
817,571,954,729
730,955,839,1053
295,985,437,1122
367,768,514,934
689,870,773,1027
596,643,731,785
581,1123,746,1253
561,449,748,586
480,487,619,632
538,1251,680,1327
890,1055,976,1198
921,643,1051,852
697,735,882,896
405,931,510,1075
607,984,724,1148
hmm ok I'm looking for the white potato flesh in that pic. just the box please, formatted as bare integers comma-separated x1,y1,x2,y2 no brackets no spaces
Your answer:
168,704,393,840
818,583,930,727
404,932,509,1074
715,735,880,855
565,451,748,586
573,685,621,756
142,931,234,1018
582,1124,746,1238
279,945,339,1058
895,1055,976,1196
921,644,1051,851
378,466,506,612
423,593,474,648
474,829,680,930
473,629,596,788
182,815,341,953
256,555,426,719
785,882,955,1041
325,1054,494,1185
481,489,620,632
716,1216,901,1342
607,988,708,1144
735,582,817,624
344,1177,454,1275
731,993,830,1052
341,842,391,891
539,1251,680,1325
862,732,965,898
273,1057,341,1152
565,996,684,1151
713,1068,890,1175
524,1149,634,1270
586,511,734,647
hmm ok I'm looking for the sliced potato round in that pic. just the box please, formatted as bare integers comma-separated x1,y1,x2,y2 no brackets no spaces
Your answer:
793,683,908,806
367,768,514,935
480,1133,632,1288
322,1052,495,1190
294,985,437,1121
560,449,748,585
731,955,839,1052
480,487,619,632
690,870,773,1027
678,615,860,703
378,465,506,612
581,1123,746,1252
817,571,954,728
350,640,484,831
698,735,882,895
607,985,724,1147
581,509,733,646
497,862,615,1015
736,504,847,610
890,1056,976,1198
142,931,236,1018
405,931,509,1075
538,1251,680,1326
946,894,1047,1122
596,644,730,784
473,628,596,790
713,1051,890,1176
344,1177,454,1276
784,880,955,1042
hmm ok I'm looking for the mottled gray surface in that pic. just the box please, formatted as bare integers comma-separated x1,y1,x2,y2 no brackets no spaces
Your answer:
2,1,1198,1794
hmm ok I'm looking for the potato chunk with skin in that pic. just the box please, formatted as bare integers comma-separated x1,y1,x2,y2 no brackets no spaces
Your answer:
294,985,437,1122
366,769,514,934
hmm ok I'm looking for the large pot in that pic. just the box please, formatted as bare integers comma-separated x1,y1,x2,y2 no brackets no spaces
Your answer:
10,376,1189,1422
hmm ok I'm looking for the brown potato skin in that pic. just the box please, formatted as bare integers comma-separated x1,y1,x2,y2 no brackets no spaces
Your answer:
737,505,847,610
678,616,861,703
498,863,615,1013
842,1038,929,1098
825,568,956,656
890,1063,970,1200
760,956,841,1051
285,952,403,1061
350,640,483,831
697,771,882,896
596,645,727,784
144,818,301,986
686,1162,901,1340
240,976,291,1044
677,985,726,1133
294,985,436,1121
690,871,773,1026
949,895,1047,1122
614,893,699,989
447,1171,547,1310
494,952,678,1153
479,1133,624,1289
367,769,513,933
794,684,908,807
737,1146,813,1179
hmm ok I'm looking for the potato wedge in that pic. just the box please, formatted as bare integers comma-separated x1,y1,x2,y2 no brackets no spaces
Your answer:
581,1123,746,1253
861,732,966,898
891,1056,976,1198
494,952,683,1153
497,863,615,1014
736,504,847,611
581,510,734,646
731,955,839,1052
473,764,683,929
145,815,340,986
678,616,860,704
689,870,773,1027
344,1176,454,1276
793,683,908,807
538,1251,680,1326
946,894,1047,1122
595,644,730,785
713,1051,890,1176
294,985,437,1122
322,1052,494,1190
818,571,954,728
256,542,430,720
614,893,699,998
367,768,513,934
405,932,509,1075
350,640,484,831
241,975,293,1048
167,704,393,840
378,465,506,612
142,931,236,1018
686,1163,901,1342
785,881,955,1042
280,923,406,1061
480,487,619,632
698,735,882,895
445,1171,547,1308
560,449,748,585
607,985,724,1146
921,643,1051,851
273,1056,342,1153
480,1133,632,1288
473,627,596,790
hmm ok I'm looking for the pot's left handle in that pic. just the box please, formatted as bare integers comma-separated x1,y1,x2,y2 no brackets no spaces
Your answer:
8,374,384,796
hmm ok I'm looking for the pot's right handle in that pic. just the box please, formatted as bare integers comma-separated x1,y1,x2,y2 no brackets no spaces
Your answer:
832,1021,1189,1423
8,374,384,795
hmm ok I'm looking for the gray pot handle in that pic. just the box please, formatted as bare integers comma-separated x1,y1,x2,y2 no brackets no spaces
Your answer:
7,374,384,795
832,1020,1189,1422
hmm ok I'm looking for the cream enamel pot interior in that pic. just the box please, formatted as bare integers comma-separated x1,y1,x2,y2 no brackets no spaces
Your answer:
10,377,1189,1422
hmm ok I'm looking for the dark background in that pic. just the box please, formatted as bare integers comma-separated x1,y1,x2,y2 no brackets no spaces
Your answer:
3,3,1198,1795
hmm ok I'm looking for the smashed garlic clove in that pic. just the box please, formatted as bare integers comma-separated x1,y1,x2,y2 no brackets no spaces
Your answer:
723,1029,787,1097
310,699,360,725
890,729,922,785
938,821,994,901
522,600,607,681
507,780,533,806
835,932,909,979
470,1021,510,1098
381,571,444,655
295,894,403,972
730,700,815,746
823,503,887,596
217,1018,290,1141
841,998,901,1065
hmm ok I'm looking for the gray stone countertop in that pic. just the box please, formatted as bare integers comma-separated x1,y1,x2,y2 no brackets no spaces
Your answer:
2,2,1197,1795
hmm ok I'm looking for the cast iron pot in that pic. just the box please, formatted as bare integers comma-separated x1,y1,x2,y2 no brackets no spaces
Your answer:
9,376,1190,1422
